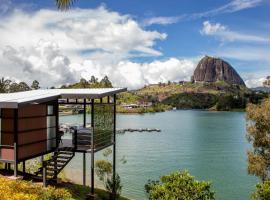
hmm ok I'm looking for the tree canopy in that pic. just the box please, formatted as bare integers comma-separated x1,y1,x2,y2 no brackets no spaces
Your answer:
145,170,215,200
246,98,270,181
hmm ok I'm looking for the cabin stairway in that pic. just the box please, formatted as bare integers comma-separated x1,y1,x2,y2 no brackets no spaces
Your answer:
35,147,75,181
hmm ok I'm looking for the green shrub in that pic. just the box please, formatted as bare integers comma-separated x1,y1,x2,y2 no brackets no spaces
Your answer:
252,180,270,200
0,177,71,200
145,170,215,200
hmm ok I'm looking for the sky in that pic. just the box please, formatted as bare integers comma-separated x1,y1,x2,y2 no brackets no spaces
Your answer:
0,0,269,89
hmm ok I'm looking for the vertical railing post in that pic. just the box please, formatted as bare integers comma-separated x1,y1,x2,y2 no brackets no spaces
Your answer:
74,129,78,150
22,161,25,173
83,99,86,128
113,94,116,198
83,152,86,186
13,142,17,177
91,99,95,196
55,100,59,149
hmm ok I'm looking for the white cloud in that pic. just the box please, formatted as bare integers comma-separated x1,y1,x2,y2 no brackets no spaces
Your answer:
1,40,79,87
0,6,178,89
0,6,197,89
142,16,182,26
201,21,270,43
243,72,268,88
142,0,263,27
78,58,196,89
216,46,270,62
195,0,263,18
200,21,226,35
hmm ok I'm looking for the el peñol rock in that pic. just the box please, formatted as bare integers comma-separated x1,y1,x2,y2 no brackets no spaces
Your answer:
192,56,245,86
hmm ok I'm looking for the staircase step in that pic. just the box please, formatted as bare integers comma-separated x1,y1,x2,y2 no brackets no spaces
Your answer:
58,151,74,156
49,160,66,164
53,155,72,160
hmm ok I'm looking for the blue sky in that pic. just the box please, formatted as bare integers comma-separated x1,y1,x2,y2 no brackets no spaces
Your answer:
0,0,269,88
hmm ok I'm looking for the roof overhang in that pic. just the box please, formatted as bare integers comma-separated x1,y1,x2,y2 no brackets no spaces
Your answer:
0,88,127,109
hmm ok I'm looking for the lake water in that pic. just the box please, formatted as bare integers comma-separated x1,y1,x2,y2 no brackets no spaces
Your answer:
60,110,257,200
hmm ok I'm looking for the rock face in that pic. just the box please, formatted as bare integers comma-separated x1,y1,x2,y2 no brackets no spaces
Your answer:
193,56,245,86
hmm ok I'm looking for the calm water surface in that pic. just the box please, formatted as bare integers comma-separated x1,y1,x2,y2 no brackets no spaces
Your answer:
60,110,257,200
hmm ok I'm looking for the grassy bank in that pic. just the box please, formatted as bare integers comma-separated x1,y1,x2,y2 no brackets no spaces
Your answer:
57,182,130,200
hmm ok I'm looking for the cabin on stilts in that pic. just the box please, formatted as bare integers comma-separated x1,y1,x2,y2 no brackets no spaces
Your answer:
0,88,126,198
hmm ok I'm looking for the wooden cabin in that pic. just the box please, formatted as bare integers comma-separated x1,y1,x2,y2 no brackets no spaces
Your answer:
0,88,126,197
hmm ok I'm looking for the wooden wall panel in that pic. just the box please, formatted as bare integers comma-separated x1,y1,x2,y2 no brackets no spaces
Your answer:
1,133,13,145
18,130,47,145
2,109,14,118
18,142,47,160
18,117,47,132
1,119,14,132
18,105,47,118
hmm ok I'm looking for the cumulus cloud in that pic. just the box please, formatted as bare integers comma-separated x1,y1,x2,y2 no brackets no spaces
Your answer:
201,21,270,43
78,58,196,89
1,40,78,87
0,5,196,89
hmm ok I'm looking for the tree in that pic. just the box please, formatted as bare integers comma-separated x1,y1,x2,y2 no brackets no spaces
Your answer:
79,78,88,88
18,82,31,92
246,98,270,181
145,170,215,200
100,76,113,88
31,80,40,90
0,77,11,93
90,75,98,84
252,180,270,200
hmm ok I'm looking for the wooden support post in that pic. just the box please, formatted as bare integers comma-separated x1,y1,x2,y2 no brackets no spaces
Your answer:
5,163,7,170
7,163,10,170
53,151,57,181
43,162,47,187
83,152,86,186
41,156,47,187
22,161,25,173
112,94,116,197
13,109,18,177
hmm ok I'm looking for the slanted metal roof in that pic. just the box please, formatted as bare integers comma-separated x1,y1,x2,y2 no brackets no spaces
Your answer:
0,88,127,108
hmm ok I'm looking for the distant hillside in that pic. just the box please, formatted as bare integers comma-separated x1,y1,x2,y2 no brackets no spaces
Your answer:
192,56,245,86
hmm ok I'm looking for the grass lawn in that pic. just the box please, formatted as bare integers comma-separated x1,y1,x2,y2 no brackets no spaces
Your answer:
57,182,131,200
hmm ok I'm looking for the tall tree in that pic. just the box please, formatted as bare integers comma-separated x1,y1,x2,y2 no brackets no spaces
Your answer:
100,76,113,88
31,80,40,90
90,76,98,84
246,98,270,181
0,77,11,93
